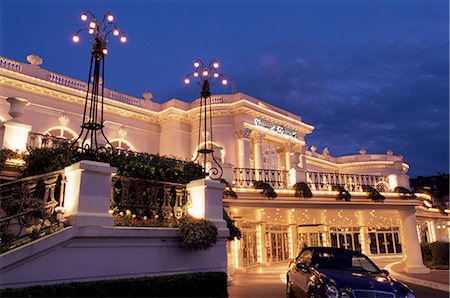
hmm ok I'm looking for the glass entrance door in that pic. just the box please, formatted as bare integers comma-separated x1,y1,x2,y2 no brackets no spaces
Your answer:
330,227,361,252
242,230,258,267
369,227,402,254
266,229,289,263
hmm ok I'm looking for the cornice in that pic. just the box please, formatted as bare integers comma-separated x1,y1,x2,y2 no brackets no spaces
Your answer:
0,73,159,123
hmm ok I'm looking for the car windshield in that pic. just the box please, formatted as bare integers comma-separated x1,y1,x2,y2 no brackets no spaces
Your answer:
311,250,381,273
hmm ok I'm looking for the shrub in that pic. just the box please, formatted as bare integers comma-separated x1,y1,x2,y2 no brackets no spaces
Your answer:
254,181,277,199
223,209,242,240
332,185,351,201
21,144,204,184
293,182,313,198
220,178,237,199
0,272,228,297
178,215,218,250
430,242,449,265
0,149,20,172
394,186,416,199
421,243,432,262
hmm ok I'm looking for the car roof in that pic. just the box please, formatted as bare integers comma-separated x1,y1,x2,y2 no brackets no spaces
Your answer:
302,246,365,256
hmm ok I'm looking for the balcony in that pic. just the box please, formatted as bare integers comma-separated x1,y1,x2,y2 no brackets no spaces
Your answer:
306,171,389,192
233,168,288,189
232,168,390,193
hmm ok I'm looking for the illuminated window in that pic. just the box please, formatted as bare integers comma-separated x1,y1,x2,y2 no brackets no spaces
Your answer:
109,138,134,151
44,126,78,141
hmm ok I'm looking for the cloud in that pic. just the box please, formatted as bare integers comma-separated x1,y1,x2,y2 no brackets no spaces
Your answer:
228,37,449,177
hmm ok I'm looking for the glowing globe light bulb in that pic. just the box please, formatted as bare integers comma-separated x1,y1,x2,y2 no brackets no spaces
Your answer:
107,13,114,22
213,62,219,69
72,35,80,43
193,72,199,77
89,21,96,29
193,62,200,68
222,79,228,85
88,28,95,35
202,70,209,76
213,73,219,78
113,29,120,36
184,78,190,84
81,13,88,21
102,49,108,55
120,35,127,43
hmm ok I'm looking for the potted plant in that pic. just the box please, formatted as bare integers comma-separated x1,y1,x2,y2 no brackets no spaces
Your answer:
332,185,351,201
254,181,277,199
362,185,385,203
293,182,313,198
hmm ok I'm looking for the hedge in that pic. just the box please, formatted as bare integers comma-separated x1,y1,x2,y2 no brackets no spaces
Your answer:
421,242,449,267
0,272,228,297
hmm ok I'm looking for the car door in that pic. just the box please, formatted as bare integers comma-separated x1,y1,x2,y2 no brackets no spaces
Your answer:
291,249,313,293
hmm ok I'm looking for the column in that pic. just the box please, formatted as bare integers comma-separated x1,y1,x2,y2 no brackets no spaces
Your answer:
235,128,252,169
388,173,411,190
0,97,31,153
288,224,298,258
251,133,264,181
428,220,438,242
399,208,430,273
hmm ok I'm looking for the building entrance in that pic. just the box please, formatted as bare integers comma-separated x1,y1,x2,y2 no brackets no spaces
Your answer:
330,227,362,252
266,225,289,263
242,230,258,267
368,227,402,254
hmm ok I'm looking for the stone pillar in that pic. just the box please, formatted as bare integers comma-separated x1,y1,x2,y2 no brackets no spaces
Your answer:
388,173,411,190
428,220,438,242
288,224,298,258
63,160,117,226
235,128,252,169
222,163,234,186
399,208,430,273
258,223,268,264
360,227,369,255
186,178,227,229
295,146,307,183
0,97,31,153
252,133,264,170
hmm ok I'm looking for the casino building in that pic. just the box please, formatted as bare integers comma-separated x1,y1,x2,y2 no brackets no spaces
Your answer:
1,55,448,274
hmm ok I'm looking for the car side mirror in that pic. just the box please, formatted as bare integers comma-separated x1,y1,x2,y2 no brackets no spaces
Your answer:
381,269,389,276
296,262,310,273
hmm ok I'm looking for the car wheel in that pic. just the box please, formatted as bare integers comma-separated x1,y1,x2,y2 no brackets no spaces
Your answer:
286,276,294,297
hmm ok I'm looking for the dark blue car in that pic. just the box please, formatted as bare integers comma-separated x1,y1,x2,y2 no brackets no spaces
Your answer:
286,247,415,298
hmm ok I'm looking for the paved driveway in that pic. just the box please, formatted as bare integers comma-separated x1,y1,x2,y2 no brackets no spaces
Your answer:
228,262,287,298
227,259,449,298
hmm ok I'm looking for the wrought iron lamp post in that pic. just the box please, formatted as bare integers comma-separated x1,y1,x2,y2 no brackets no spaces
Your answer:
71,11,126,155
184,60,228,180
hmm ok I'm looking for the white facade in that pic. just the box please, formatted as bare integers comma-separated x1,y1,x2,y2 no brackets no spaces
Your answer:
1,55,448,274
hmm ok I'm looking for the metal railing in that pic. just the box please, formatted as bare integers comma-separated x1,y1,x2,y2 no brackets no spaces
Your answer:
0,170,66,249
27,132,70,149
111,176,189,220
233,168,288,189
306,171,389,192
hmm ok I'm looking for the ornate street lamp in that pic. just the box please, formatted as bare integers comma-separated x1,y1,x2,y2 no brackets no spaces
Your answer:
184,60,228,180
71,11,126,155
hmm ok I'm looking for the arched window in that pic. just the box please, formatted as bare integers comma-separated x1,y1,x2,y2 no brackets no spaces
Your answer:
44,126,78,141
109,138,134,151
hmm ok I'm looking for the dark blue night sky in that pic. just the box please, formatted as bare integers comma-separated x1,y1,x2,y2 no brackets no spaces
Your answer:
1,0,448,177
